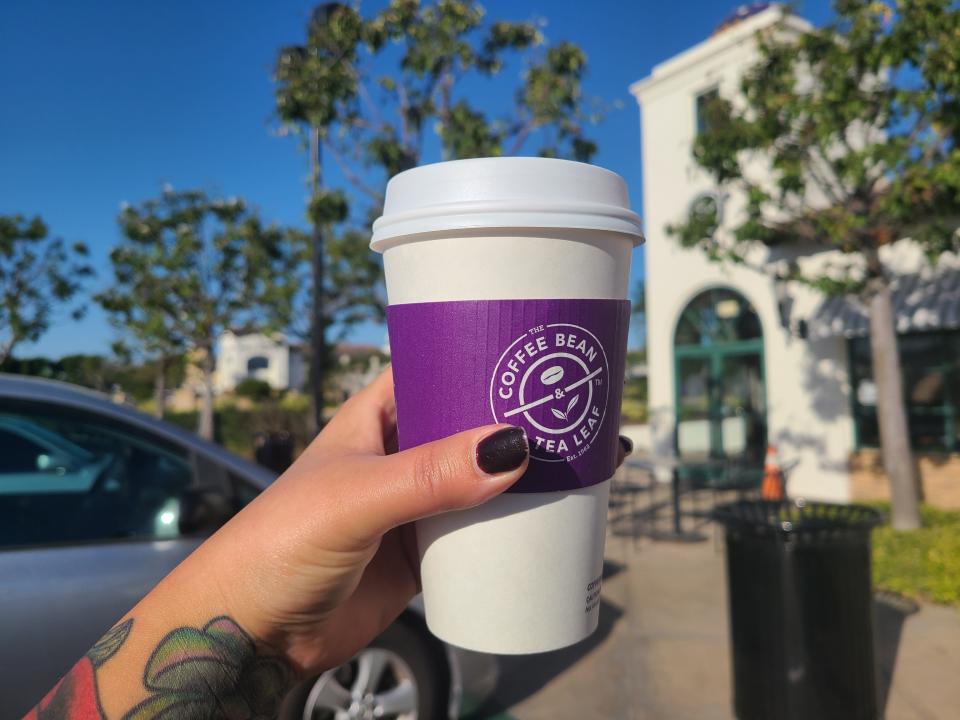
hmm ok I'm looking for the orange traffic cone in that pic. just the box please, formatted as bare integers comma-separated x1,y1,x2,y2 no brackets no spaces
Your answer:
761,444,785,501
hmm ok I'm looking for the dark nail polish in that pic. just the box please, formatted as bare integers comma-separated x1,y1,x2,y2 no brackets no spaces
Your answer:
477,427,528,475
619,435,634,455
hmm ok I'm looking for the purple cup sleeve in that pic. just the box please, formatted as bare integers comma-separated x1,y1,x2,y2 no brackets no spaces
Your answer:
387,299,630,493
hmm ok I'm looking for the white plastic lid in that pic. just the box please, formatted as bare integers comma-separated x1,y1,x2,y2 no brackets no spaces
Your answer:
370,157,644,251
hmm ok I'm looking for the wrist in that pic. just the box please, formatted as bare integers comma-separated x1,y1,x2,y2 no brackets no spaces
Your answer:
176,523,315,678
96,573,297,718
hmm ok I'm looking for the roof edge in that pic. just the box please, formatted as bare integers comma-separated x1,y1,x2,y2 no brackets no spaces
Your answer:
629,5,812,100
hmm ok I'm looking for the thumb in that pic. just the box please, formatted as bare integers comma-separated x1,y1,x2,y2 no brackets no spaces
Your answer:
348,425,529,541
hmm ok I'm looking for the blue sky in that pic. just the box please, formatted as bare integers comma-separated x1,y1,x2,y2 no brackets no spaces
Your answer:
0,0,834,358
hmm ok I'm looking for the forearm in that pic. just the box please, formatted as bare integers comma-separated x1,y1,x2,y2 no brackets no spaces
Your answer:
23,551,295,720
23,373,538,719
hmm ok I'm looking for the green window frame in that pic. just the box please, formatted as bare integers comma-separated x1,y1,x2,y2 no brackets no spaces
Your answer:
695,87,720,136
848,330,960,452
673,287,767,463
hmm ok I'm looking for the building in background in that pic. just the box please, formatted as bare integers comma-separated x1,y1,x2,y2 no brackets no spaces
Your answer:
214,332,306,394
631,3,960,504
212,333,388,403
330,343,389,403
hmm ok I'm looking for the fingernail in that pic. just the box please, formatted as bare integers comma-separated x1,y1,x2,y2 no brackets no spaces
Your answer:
619,435,634,455
477,426,528,475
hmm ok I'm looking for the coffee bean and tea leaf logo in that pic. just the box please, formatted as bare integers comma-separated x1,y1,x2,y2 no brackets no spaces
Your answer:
490,324,609,462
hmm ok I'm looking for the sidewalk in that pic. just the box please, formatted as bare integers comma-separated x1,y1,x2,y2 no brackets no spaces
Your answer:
473,530,960,719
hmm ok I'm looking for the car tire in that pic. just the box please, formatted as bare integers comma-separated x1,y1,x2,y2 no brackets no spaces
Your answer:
288,616,450,720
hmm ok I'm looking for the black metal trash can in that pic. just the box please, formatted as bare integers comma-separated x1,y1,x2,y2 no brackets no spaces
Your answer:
713,500,883,720
253,431,294,474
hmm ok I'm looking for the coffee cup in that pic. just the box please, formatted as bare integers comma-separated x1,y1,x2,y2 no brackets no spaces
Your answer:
371,157,642,653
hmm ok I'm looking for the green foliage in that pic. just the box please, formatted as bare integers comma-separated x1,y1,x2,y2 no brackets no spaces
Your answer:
0,214,93,363
279,391,310,414
632,280,646,317
332,347,390,374
57,354,109,389
0,352,186,402
441,101,503,158
273,1,601,413
97,188,300,435
631,279,647,348
620,397,649,425
668,1,960,292
107,355,186,402
272,0,602,310
274,3,363,131
872,503,960,606
307,190,349,226
234,377,273,401
621,348,648,423
521,42,596,161
284,227,386,344
166,405,310,459
97,188,300,364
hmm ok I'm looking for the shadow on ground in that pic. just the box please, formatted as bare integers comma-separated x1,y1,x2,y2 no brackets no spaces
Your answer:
874,591,920,715
463,562,626,719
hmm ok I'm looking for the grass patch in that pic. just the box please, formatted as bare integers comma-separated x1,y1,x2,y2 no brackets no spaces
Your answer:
620,397,648,424
871,503,960,607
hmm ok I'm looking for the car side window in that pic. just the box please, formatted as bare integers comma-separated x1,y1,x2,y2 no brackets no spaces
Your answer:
229,472,262,508
0,428,47,472
0,404,194,549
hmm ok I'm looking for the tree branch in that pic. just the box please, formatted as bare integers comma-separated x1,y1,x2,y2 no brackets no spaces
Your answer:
0,337,14,366
356,80,385,129
396,82,415,148
322,140,385,204
436,64,454,161
807,144,850,207
507,119,536,156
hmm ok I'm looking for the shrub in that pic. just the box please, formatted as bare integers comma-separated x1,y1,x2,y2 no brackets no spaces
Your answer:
165,405,310,460
234,378,273,401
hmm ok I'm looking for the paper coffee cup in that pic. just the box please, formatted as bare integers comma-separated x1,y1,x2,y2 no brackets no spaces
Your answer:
371,157,642,654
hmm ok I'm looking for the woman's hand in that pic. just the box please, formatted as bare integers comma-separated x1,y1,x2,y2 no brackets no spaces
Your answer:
194,367,531,675
24,367,632,720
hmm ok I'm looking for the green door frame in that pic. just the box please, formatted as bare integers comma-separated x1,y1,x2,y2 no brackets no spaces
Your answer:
673,338,767,459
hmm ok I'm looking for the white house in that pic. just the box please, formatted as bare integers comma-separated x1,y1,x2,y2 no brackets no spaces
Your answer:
330,343,389,402
214,332,306,394
631,4,960,504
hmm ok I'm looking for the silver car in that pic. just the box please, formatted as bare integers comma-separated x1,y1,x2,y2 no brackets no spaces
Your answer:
0,374,496,719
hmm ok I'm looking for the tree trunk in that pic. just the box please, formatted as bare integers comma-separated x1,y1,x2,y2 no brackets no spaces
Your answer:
153,356,167,419
309,222,326,434
198,348,216,441
867,271,921,530
308,126,327,436
0,340,14,367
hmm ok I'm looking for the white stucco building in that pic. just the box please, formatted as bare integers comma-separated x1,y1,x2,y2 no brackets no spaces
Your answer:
214,332,306,394
631,4,960,503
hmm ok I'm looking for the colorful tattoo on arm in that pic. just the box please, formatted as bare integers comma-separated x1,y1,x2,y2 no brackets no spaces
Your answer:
25,619,133,720
123,616,293,720
23,617,294,720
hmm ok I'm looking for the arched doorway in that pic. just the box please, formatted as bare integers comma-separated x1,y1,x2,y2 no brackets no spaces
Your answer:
674,288,766,463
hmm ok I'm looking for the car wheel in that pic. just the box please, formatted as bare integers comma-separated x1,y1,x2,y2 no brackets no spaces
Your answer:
297,620,448,720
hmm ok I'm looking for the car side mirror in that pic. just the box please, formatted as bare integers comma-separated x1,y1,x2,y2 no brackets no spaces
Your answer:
178,487,234,535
